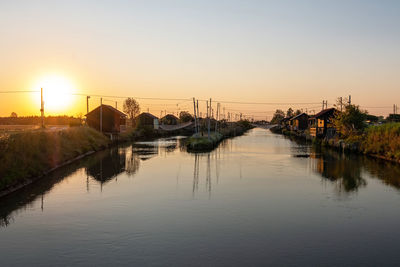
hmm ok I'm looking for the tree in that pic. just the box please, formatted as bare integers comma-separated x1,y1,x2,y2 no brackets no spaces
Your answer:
123,98,140,126
271,109,285,124
294,109,302,116
333,104,368,136
10,112,17,118
286,108,294,117
179,111,193,123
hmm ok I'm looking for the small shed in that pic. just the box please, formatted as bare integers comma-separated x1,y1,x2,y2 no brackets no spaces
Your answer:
279,116,293,129
85,104,127,133
160,114,179,125
136,112,159,129
290,113,309,131
309,108,337,137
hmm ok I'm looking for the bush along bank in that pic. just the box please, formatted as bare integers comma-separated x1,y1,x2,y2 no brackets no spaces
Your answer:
186,120,254,152
0,126,110,195
119,125,193,142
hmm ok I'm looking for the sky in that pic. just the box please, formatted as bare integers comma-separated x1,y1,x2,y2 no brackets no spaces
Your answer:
0,0,399,118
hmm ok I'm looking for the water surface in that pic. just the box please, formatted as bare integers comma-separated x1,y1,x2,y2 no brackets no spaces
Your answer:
1,128,400,266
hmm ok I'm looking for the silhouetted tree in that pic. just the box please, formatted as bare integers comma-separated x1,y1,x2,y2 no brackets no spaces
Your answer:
123,98,140,127
286,108,294,117
271,109,285,124
333,104,367,136
179,111,193,123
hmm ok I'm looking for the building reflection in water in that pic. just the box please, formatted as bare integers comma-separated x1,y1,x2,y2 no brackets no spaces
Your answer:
309,148,367,194
0,137,183,227
286,135,400,195
310,149,400,194
85,137,183,191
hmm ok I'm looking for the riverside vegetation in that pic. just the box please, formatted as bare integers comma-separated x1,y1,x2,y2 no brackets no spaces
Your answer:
271,103,400,163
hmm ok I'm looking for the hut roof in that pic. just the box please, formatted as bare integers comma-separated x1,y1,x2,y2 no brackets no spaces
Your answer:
161,114,179,120
290,113,309,121
85,104,127,117
137,112,159,120
280,116,293,123
313,108,336,119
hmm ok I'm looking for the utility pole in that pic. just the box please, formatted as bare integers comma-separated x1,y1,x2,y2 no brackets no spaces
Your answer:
115,101,118,109
394,104,396,115
348,95,352,105
322,100,325,111
215,103,219,133
193,97,198,134
206,100,210,140
208,98,212,140
40,88,44,128
339,97,343,112
100,98,103,132
325,100,328,109
196,100,199,133
86,96,90,114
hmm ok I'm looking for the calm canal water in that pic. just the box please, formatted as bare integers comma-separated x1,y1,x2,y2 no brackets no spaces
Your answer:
1,128,400,266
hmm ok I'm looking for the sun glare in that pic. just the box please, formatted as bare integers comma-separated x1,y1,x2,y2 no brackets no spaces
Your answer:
33,75,74,114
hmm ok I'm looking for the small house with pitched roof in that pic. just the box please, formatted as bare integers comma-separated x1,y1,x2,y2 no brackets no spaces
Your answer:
85,104,127,133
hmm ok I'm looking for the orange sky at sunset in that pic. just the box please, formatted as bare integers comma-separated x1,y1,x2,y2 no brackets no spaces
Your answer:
1,1,399,119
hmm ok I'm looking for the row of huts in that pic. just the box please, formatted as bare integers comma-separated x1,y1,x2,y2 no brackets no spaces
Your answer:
279,108,337,138
85,104,179,133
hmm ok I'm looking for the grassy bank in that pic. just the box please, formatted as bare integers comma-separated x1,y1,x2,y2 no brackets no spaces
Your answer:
0,127,110,192
361,123,400,161
186,120,253,152
120,125,193,141
186,132,224,151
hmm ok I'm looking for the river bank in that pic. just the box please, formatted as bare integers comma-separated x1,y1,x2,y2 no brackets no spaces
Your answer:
0,127,110,196
270,123,400,164
0,125,194,197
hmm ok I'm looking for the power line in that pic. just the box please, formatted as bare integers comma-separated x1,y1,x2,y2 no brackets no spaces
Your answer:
71,93,192,102
360,106,393,109
0,90,39,93
214,100,321,105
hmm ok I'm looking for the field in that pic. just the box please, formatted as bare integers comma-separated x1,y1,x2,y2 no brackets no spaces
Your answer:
0,125,69,135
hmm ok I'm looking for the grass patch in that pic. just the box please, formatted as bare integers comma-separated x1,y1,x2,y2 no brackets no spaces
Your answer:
0,126,110,191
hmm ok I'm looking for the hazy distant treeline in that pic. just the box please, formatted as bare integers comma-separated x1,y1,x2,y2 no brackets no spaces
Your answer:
0,116,82,125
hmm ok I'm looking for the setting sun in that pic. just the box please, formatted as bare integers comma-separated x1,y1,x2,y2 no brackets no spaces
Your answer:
33,75,75,114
